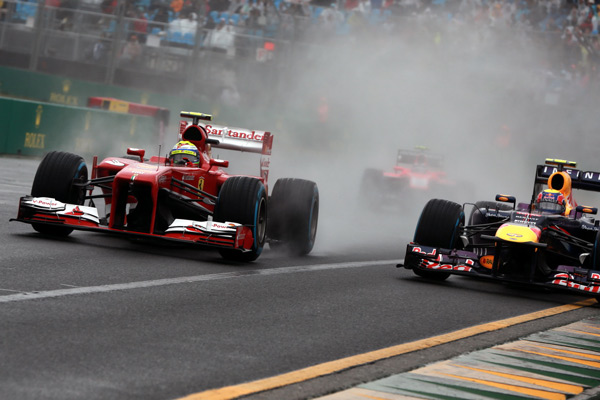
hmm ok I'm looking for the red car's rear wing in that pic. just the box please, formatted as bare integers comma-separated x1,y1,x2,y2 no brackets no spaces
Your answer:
178,111,272,155
203,123,271,154
178,111,273,185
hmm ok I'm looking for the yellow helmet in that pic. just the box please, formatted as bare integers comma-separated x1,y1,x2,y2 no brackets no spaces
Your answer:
169,141,200,167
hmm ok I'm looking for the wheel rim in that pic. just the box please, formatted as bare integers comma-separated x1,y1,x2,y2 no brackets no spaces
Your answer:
256,196,267,245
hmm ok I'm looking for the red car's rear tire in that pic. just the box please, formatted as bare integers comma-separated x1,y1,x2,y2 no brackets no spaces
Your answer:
267,178,319,256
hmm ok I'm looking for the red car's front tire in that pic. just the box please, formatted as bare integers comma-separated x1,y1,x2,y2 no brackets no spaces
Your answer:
30,151,88,237
215,176,267,262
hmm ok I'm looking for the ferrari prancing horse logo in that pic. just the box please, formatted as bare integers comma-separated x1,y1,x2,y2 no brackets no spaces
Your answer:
198,178,204,191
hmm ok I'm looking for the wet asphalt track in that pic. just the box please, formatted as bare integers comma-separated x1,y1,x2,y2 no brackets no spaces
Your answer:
1,155,599,400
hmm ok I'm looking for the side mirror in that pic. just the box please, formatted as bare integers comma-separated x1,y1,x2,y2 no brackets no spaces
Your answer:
576,205,598,215
127,148,145,162
210,159,229,168
495,194,516,209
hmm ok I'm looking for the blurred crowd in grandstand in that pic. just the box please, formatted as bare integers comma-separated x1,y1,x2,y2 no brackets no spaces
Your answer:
3,0,600,48
1,0,597,55
2,0,600,103
1,0,594,64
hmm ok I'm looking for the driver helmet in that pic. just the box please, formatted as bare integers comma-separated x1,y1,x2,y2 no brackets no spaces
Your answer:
169,141,200,167
535,189,566,215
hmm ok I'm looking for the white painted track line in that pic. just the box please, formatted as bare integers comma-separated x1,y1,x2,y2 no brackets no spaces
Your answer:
0,259,399,303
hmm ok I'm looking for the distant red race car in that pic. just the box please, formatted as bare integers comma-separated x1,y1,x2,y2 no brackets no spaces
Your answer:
360,147,454,206
12,111,319,262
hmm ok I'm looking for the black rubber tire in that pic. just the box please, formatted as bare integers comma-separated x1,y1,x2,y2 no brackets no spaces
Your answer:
214,176,267,262
468,200,512,225
30,151,88,236
588,231,600,270
468,200,513,245
267,178,319,256
586,232,600,304
412,198,464,281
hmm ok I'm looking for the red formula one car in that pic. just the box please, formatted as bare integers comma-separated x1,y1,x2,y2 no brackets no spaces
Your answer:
360,147,456,207
12,111,319,262
400,159,600,299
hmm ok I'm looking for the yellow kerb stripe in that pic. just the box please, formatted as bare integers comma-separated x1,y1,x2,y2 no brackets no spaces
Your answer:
440,373,566,400
359,394,398,400
563,328,600,338
515,349,600,369
580,324,600,331
453,364,583,394
525,343,600,361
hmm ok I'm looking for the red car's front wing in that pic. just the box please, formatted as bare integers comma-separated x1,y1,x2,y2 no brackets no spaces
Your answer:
12,196,254,251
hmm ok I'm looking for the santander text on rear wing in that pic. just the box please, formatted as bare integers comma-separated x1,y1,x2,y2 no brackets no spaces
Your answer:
178,111,272,155
203,124,272,155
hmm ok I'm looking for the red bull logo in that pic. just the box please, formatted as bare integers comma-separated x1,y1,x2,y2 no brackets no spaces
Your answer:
479,255,494,270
